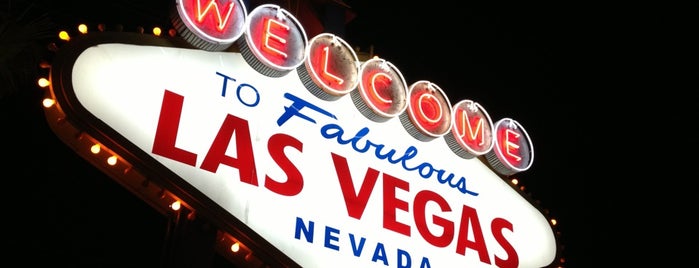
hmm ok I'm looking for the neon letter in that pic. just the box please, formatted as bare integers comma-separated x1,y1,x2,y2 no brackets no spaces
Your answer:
504,129,522,162
195,0,236,31
369,72,393,104
320,46,344,85
455,108,485,146
263,18,290,58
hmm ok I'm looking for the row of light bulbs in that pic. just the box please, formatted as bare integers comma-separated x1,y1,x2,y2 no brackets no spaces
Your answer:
37,22,264,267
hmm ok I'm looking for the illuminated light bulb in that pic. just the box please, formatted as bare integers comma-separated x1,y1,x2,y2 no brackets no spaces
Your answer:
107,155,118,165
78,24,88,34
168,28,177,37
519,185,525,191
510,178,519,185
230,242,240,252
90,144,101,154
58,31,70,41
37,78,50,88
152,27,161,36
171,200,181,211
42,98,55,108
550,218,557,226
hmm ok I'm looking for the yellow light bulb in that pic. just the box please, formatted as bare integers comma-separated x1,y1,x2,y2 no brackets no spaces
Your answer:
42,98,55,108
37,78,50,88
78,24,88,34
171,200,181,211
58,31,70,41
107,155,118,165
90,144,101,154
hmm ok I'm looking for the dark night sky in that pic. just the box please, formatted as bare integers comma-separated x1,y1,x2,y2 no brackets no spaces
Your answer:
1,0,615,267
342,4,588,266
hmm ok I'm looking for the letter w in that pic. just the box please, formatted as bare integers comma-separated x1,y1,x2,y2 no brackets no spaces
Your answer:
196,0,235,31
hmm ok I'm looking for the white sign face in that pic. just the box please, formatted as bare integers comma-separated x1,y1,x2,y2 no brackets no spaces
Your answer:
68,42,555,268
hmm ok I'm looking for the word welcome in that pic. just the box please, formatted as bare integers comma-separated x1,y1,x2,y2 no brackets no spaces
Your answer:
175,0,534,176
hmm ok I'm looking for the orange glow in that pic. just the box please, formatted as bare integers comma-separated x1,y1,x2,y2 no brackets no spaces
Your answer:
39,60,51,69
107,155,118,165
550,218,557,226
37,78,50,88
152,27,162,36
405,81,453,137
416,93,442,124
42,98,55,108
78,24,88,34
90,144,101,154
58,31,70,41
